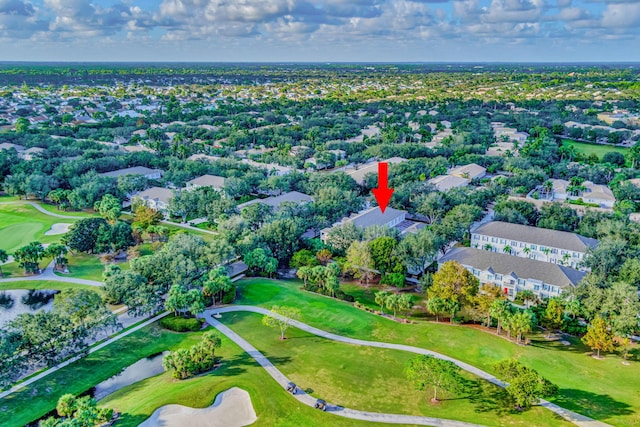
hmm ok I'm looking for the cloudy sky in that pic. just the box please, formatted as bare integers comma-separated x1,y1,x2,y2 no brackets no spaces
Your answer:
0,0,639,62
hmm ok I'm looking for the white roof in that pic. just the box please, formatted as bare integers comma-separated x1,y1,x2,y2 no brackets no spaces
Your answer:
428,175,469,192
187,174,226,188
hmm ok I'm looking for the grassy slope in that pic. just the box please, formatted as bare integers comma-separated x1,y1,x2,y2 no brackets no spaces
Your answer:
235,278,640,427
1,322,410,427
0,204,78,252
561,139,628,159
220,311,570,427
54,253,108,282
0,280,102,294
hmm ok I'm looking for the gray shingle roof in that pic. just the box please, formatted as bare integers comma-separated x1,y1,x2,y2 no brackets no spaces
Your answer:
187,174,226,188
473,221,598,253
237,191,313,211
100,166,162,178
440,247,586,288
349,206,406,228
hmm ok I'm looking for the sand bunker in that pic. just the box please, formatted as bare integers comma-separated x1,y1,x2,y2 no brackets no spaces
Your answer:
44,223,72,235
138,387,257,427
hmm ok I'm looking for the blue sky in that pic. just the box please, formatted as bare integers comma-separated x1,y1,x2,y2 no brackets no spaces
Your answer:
0,0,638,62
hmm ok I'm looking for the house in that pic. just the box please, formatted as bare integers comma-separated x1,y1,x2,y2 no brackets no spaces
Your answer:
471,221,598,271
345,157,406,185
550,179,616,208
321,206,422,244
100,166,164,180
427,175,469,192
131,187,173,213
185,174,226,191
449,163,486,181
439,247,586,300
0,142,25,152
19,147,45,161
237,191,313,211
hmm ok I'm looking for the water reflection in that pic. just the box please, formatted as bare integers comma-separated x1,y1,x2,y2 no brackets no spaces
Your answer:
93,351,170,400
0,289,58,326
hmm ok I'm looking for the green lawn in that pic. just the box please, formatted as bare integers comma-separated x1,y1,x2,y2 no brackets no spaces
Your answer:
0,203,78,252
235,278,640,427
36,203,93,217
562,139,628,160
2,323,409,427
55,253,108,282
219,311,570,427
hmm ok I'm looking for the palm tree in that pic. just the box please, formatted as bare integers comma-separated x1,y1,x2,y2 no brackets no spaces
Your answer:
0,249,7,277
511,311,535,344
523,247,531,258
542,247,551,262
484,244,493,252
503,245,512,255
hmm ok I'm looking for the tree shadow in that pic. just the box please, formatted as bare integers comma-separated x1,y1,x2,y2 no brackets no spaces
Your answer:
552,388,634,420
464,379,516,416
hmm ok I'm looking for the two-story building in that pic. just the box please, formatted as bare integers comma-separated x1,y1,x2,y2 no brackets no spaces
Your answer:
185,174,226,191
131,187,173,214
100,166,164,180
471,221,598,271
440,247,586,300
321,206,422,244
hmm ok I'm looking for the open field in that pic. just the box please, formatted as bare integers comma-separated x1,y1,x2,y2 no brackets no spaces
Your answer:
235,278,640,427
0,203,78,252
55,253,108,282
1,322,410,427
561,139,628,160
219,311,570,426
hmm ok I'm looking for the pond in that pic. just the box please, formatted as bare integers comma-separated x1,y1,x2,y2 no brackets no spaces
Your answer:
93,351,170,400
0,289,58,326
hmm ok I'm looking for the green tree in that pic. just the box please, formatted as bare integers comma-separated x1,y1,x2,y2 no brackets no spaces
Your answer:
405,355,464,403
45,243,68,271
345,240,375,286
290,249,320,268
542,298,564,338
0,249,8,277
494,359,558,409
13,241,45,274
429,261,479,321
375,291,390,313
262,305,301,340
510,310,535,344
168,189,200,223
203,266,233,306
582,316,614,358
427,296,449,322
490,299,512,335
53,288,118,333
94,194,122,222
63,218,108,253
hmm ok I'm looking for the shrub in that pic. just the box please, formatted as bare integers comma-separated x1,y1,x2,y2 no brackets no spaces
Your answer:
221,285,237,304
160,315,203,332
381,273,406,288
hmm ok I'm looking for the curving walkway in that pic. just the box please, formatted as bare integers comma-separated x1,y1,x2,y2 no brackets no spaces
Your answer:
202,306,612,427
0,200,89,219
0,260,103,287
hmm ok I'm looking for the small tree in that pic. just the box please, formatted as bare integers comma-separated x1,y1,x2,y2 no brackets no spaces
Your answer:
494,359,558,409
490,299,512,335
13,241,45,274
510,310,535,344
45,243,68,271
542,298,564,338
405,355,464,403
582,316,614,358
427,297,448,322
262,305,301,340
0,249,8,277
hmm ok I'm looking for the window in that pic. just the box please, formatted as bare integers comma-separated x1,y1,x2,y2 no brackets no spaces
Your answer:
495,274,503,280
473,235,479,240
573,252,578,258
551,248,558,254
472,269,480,276
533,284,540,291
500,239,506,245
482,236,488,241
531,245,537,250
511,241,517,246
487,274,494,281
517,279,525,285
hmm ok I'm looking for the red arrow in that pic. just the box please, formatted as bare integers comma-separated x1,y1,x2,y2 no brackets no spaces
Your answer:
371,162,394,213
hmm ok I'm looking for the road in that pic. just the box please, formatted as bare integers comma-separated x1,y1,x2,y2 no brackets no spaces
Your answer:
202,306,612,427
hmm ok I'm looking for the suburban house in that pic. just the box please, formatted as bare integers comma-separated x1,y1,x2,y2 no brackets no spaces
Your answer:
439,247,586,300
185,174,226,191
0,142,26,152
427,175,469,192
471,221,598,271
237,191,313,211
100,166,164,180
131,187,174,213
345,157,406,185
491,122,529,144
448,163,486,181
550,179,616,208
320,206,423,244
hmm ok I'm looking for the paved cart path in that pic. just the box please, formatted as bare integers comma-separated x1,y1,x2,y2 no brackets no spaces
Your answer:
202,306,611,427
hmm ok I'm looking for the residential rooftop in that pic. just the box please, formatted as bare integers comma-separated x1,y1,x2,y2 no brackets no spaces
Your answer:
473,221,598,253
237,191,313,211
186,174,226,188
441,247,586,289
100,166,163,178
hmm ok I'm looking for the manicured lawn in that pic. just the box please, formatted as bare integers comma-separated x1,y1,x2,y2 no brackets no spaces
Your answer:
562,139,628,160
2,323,405,427
0,280,101,294
235,278,640,427
36,203,92,217
0,261,28,278
54,253,108,282
220,311,570,427
0,203,78,252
